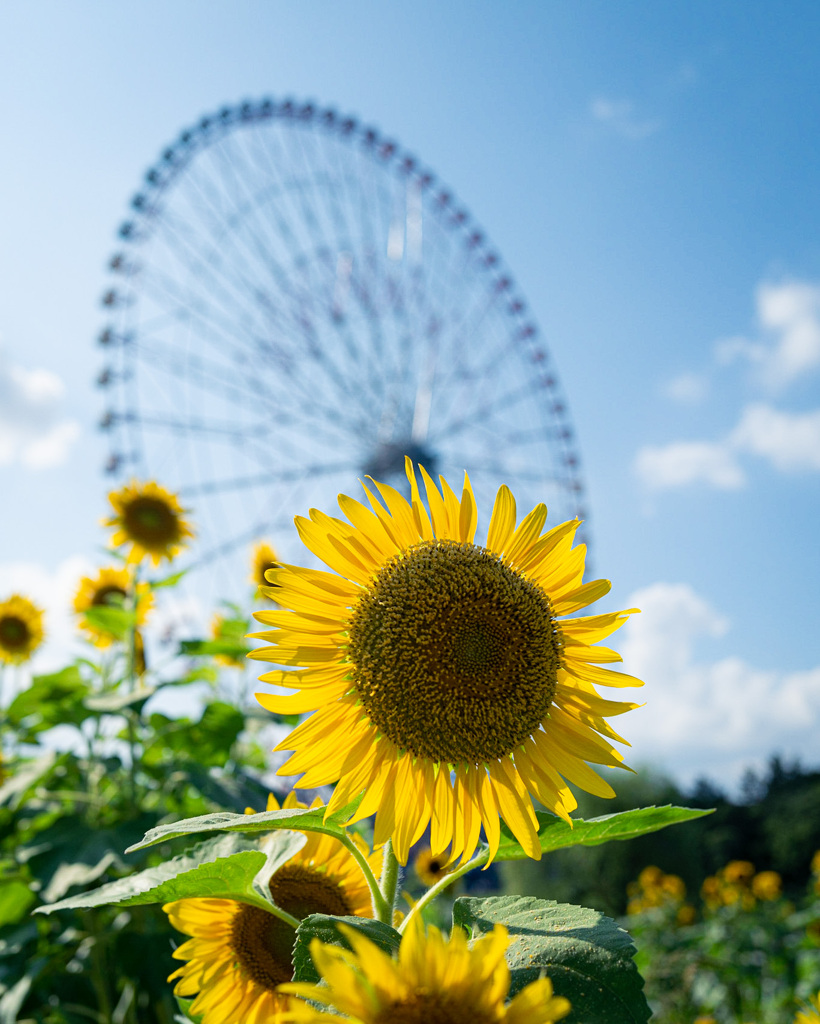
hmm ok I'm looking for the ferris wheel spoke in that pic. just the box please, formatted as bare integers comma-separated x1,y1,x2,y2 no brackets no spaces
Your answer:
177,461,357,499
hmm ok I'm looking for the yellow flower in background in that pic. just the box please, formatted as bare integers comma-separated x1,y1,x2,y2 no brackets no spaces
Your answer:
752,870,782,901
282,917,571,1024
811,850,820,877
210,613,247,669
252,460,642,866
73,567,153,647
105,480,193,566
413,847,452,888
252,540,280,593
795,992,820,1024
0,594,45,665
723,860,755,885
164,790,381,1024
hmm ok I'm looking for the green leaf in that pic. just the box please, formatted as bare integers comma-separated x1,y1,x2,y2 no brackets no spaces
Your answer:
454,895,650,1024
6,667,91,735
174,995,204,1023
84,685,156,712
125,799,363,854
292,915,402,984
35,835,271,915
178,639,250,659
151,569,188,589
495,805,714,861
82,604,136,639
0,879,36,926
0,752,57,808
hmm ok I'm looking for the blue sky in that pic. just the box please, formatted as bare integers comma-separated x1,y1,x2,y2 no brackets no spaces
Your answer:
1,1,818,789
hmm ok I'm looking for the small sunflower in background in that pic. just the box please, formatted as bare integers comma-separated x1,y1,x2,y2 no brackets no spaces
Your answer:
210,612,249,668
164,790,381,1024
252,459,642,866
73,566,153,647
251,540,280,595
0,594,45,665
282,917,571,1024
105,480,193,566
414,847,452,888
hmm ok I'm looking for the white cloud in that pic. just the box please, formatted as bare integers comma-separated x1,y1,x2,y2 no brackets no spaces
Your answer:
635,401,820,490
730,403,820,471
663,372,708,404
590,97,661,140
715,281,820,389
621,582,820,787
0,346,80,468
634,439,744,491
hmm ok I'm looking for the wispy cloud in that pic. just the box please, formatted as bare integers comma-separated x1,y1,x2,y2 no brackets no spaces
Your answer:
663,372,709,404
635,402,820,490
715,280,820,389
590,96,661,140
0,346,80,468
621,582,820,787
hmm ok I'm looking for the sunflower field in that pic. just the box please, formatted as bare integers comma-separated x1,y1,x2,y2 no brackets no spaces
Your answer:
1,466,818,1024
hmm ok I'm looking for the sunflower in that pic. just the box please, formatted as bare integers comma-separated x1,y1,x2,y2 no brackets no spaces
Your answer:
253,540,281,594
210,612,248,669
104,480,193,565
282,917,571,1024
795,993,820,1024
0,594,45,665
414,847,452,888
251,460,642,865
164,791,382,1024
73,566,153,647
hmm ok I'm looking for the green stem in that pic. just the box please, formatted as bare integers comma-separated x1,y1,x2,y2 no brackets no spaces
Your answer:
126,574,139,805
378,838,400,925
84,910,114,1023
337,830,391,923
398,847,489,935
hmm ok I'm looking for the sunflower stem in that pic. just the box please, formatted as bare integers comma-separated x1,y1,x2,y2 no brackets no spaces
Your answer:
398,847,489,935
337,830,391,923
377,838,400,924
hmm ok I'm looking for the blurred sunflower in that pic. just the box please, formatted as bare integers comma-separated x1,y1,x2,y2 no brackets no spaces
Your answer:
252,540,280,595
73,566,153,647
0,594,45,665
164,791,381,1024
210,612,249,669
414,847,451,888
105,480,193,565
795,993,820,1024
282,917,570,1024
252,459,642,865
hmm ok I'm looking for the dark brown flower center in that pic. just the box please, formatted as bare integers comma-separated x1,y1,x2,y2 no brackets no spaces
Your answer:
375,994,496,1024
231,864,355,992
347,540,561,765
91,585,128,607
123,496,179,545
0,615,30,650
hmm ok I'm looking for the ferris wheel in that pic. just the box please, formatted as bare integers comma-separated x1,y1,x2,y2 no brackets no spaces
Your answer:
97,97,589,596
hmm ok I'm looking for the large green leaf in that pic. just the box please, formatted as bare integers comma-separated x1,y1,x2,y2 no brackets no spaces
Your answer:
495,805,713,861
35,835,277,915
125,798,362,854
454,895,649,1024
81,605,135,639
6,667,91,735
292,915,402,984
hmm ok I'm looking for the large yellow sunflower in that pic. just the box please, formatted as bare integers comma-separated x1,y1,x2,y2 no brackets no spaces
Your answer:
164,791,382,1024
73,566,153,647
104,480,193,566
0,594,45,665
282,917,570,1024
252,460,642,866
